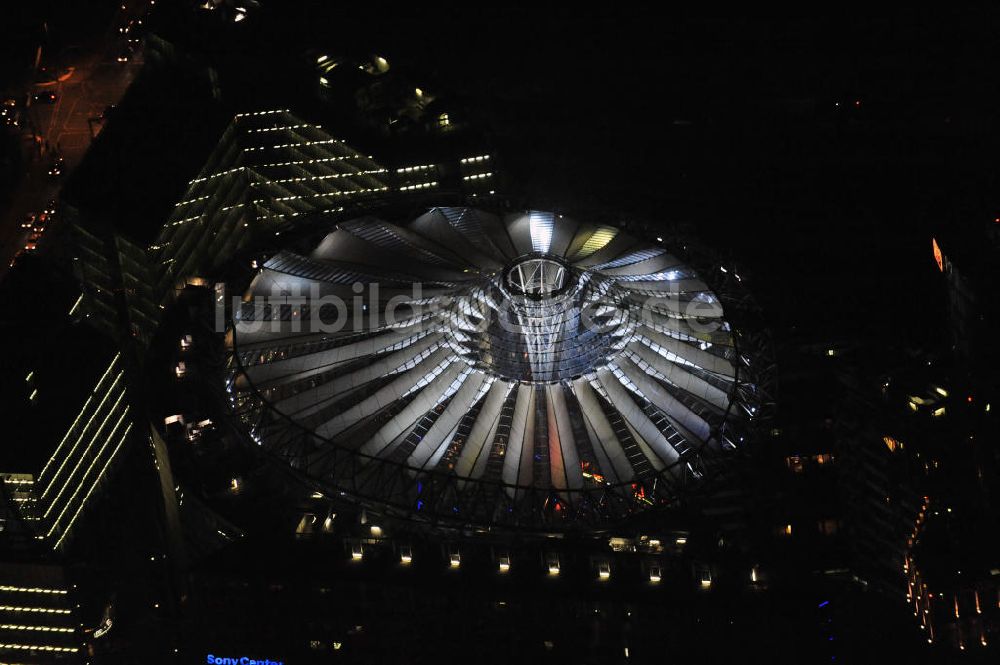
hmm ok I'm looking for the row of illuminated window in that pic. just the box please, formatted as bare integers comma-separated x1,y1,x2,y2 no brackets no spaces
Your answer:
250,124,319,133
396,164,436,174
0,642,78,652
0,606,70,615
250,169,388,188
0,587,66,596
399,181,437,192
233,109,290,119
254,185,390,203
186,150,377,187
346,540,678,585
244,138,339,152
0,623,74,632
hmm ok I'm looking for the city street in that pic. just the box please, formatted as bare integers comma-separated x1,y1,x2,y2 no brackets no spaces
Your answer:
0,19,143,279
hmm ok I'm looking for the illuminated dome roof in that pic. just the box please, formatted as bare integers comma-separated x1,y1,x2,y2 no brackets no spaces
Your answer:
227,207,763,528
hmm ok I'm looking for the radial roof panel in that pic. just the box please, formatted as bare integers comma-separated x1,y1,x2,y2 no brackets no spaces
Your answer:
226,207,764,529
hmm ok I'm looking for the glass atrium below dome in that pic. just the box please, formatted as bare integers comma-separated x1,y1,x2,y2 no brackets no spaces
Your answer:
448,252,633,384
227,207,764,528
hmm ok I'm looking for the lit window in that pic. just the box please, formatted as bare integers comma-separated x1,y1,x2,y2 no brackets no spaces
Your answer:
295,514,316,535
786,456,804,473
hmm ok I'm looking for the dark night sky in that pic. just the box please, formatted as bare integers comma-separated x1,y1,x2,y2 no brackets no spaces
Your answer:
320,7,999,350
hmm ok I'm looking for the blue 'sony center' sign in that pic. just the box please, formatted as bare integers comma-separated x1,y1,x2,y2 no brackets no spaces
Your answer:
207,656,283,665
